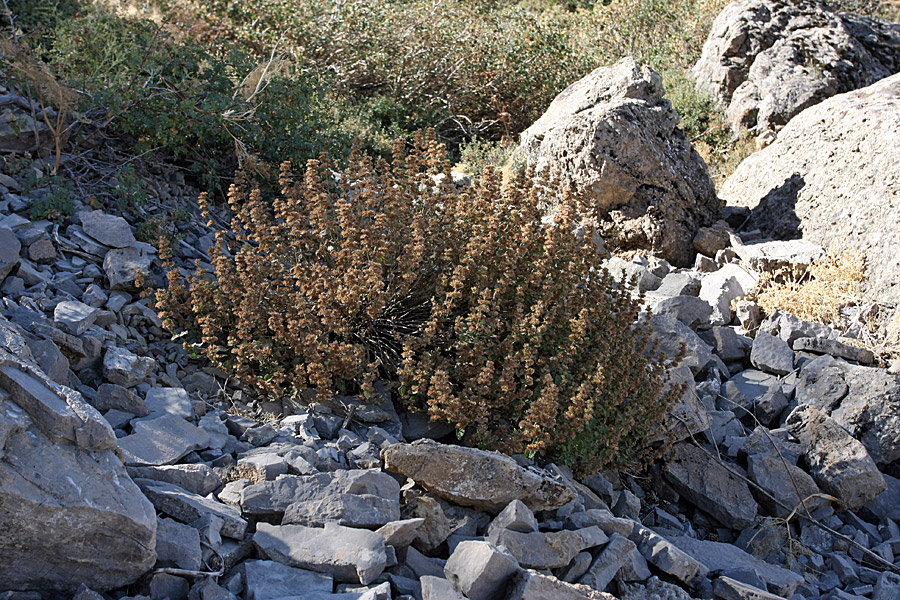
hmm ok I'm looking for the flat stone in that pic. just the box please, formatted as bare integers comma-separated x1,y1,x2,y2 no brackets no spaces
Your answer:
421,576,467,600
383,439,576,513
650,314,712,374
630,526,708,585
128,464,222,496
793,337,875,365
667,536,806,597
93,383,149,416
242,559,333,600
138,479,247,539
750,331,795,376
104,246,154,291
25,336,68,385
511,569,613,599
0,361,115,451
28,238,55,263
253,522,387,584
786,405,886,511
53,300,98,336
648,295,713,331
118,414,210,466
488,499,539,536
444,540,520,600
578,533,637,592
0,227,20,282
664,442,758,529
145,387,192,418
240,470,400,518
487,527,608,569
375,518,426,548
80,211,136,248
156,517,202,571
282,491,401,528
103,345,155,388
713,576,787,600
0,390,156,592
795,354,900,464
747,453,828,519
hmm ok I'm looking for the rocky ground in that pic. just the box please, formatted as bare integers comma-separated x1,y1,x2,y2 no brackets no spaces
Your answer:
3,0,900,598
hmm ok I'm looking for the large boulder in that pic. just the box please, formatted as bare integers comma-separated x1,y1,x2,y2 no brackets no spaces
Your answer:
382,439,575,514
719,72,900,302
795,354,900,465
692,0,900,134
0,352,157,592
516,57,718,266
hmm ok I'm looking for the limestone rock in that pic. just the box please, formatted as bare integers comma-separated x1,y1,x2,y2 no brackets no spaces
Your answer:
444,540,520,600
104,246,154,291
103,345,155,388
253,522,387,584
79,211,137,248
0,387,156,592
0,227,21,283
382,439,575,513
719,73,900,302
511,569,614,600
785,404,886,511
118,414,211,466
664,442,758,529
516,57,718,266
241,559,333,600
795,355,900,464
138,479,247,539
692,0,900,133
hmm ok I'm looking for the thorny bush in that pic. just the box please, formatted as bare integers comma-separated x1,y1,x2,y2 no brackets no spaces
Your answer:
155,131,681,474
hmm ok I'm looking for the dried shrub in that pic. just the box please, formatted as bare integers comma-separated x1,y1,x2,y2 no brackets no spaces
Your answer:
755,248,865,325
156,131,678,474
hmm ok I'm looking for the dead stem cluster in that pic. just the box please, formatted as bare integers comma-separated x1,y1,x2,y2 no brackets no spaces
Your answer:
155,131,678,474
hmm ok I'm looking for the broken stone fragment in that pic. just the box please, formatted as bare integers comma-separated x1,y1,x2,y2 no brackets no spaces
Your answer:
383,438,575,514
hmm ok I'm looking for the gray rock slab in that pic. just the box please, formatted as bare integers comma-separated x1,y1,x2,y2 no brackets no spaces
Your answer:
242,559,333,600
240,470,400,518
118,413,210,466
713,576,787,600
747,453,828,519
156,517,202,571
0,360,115,451
53,300,98,336
630,526,708,585
127,464,222,496
786,404,886,510
664,442,758,529
253,522,387,584
863,473,900,522
94,383,149,416
750,331,795,376
793,337,875,365
26,336,69,385
382,438,575,513
375,518,426,548
578,533,636,592
444,540,520,600
138,479,247,539
282,492,401,528
103,345,155,388
667,536,806,597
795,354,900,465
488,499,539,536
145,387,192,418
80,211,136,248
487,527,607,569
0,391,156,592
0,227,20,282
104,246,154,291
510,569,613,599
649,295,713,331
650,313,713,373
421,576,467,600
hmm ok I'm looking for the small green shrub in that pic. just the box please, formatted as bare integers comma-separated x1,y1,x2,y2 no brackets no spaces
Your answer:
30,176,74,222
40,6,351,194
456,138,517,176
155,132,680,474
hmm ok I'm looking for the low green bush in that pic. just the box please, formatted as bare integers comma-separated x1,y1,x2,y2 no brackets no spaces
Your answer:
155,132,681,474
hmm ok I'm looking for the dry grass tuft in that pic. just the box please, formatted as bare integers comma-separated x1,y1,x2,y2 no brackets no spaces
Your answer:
755,247,865,326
